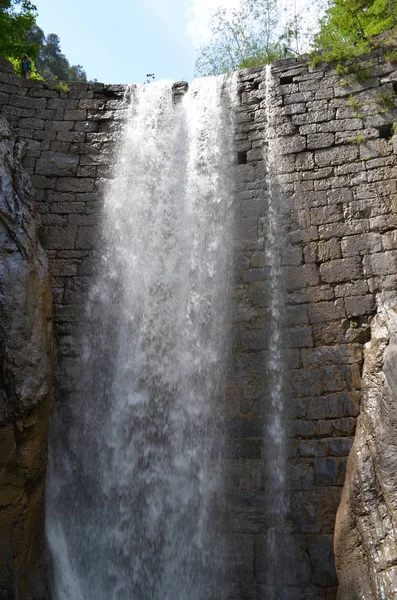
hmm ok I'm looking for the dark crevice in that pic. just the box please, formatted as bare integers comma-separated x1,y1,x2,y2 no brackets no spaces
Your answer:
280,75,294,85
237,151,248,165
93,88,125,99
378,123,394,139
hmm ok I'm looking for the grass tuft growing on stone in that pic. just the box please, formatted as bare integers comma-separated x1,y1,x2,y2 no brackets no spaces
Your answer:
385,49,397,63
349,133,367,144
57,81,70,94
376,90,394,113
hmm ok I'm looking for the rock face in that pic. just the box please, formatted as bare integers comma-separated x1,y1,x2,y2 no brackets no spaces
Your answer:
335,296,397,599
0,114,53,600
0,53,397,596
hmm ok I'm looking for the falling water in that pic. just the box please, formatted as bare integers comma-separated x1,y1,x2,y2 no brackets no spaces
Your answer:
263,64,288,597
46,76,236,600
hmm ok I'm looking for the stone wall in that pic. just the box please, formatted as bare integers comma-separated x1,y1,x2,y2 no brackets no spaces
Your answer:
0,59,130,404
1,50,397,598
227,52,397,599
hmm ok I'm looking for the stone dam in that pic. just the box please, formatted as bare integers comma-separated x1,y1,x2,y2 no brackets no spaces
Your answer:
1,48,397,599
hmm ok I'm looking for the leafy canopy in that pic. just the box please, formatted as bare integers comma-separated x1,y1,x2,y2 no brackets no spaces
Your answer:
0,0,37,59
26,26,87,81
314,0,397,61
195,0,291,76
196,0,397,76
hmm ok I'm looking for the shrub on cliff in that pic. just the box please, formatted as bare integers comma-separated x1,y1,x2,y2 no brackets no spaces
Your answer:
314,0,397,61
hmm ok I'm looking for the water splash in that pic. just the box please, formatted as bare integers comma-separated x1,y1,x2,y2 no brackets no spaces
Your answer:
46,76,236,600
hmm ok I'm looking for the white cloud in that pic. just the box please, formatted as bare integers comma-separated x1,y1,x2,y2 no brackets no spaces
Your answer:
185,0,239,49
150,0,321,52
184,0,319,50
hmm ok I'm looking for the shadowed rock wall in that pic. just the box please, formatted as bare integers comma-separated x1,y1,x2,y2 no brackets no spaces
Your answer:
227,53,397,599
0,112,53,600
334,296,397,599
1,50,397,598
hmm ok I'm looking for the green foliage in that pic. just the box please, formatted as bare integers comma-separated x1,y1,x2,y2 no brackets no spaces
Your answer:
348,94,361,110
313,0,397,63
57,81,70,93
335,58,371,84
0,3,87,81
349,132,367,143
355,64,370,81
376,89,395,111
348,93,365,116
195,0,397,77
0,0,37,60
195,0,292,76
8,54,42,79
335,63,350,75
385,48,397,61
27,27,87,81
392,121,397,133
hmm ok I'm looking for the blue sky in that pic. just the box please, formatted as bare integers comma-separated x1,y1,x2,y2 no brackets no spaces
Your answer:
33,0,317,85
33,0,236,84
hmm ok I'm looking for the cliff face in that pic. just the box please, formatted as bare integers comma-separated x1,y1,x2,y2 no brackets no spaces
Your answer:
0,50,396,597
0,114,53,600
335,297,397,599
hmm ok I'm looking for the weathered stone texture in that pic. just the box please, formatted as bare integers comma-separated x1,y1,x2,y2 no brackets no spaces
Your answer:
230,51,397,599
1,49,397,598
334,297,397,599
0,112,53,600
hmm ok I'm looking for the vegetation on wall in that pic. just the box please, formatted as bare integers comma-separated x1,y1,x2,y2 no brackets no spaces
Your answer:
313,0,397,61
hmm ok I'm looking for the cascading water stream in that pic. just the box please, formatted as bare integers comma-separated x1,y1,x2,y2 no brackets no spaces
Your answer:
263,64,288,598
46,76,236,600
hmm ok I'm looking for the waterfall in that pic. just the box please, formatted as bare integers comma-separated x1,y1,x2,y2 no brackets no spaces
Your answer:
46,76,236,600
263,64,288,597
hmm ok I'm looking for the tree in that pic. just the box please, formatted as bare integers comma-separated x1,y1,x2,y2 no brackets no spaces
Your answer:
68,64,86,81
195,0,291,76
314,0,397,61
0,0,37,59
26,22,44,48
27,29,87,81
280,0,320,56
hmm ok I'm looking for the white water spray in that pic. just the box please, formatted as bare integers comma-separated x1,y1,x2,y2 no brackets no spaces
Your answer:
46,76,236,600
